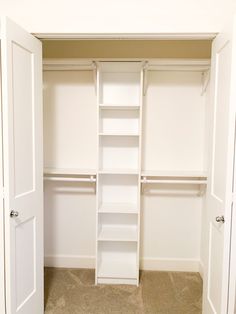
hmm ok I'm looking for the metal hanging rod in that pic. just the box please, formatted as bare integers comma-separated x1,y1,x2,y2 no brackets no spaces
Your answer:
141,177,207,185
44,175,96,183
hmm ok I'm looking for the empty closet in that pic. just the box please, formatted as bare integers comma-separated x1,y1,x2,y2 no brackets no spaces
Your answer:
1,16,236,314
43,56,209,288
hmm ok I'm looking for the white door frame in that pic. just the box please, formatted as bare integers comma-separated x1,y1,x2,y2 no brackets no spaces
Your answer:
34,32,216,40
0,44,6,314
34,30,236,311
2,26,236,313
228,133,236,313
229,200,236,313
38,31,236,313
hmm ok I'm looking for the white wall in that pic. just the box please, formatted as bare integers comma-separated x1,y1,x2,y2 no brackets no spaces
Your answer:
44,182,96,268
43,71,97,170
142,71,206,172
43,67,207,272
199,84,211,278
0,0,236,34
43,70,97,267
141,71,206,271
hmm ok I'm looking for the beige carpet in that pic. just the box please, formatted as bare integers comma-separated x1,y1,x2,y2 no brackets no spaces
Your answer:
44,268,202,314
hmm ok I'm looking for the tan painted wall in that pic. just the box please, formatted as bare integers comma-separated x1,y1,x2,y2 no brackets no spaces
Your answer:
43,40,212,59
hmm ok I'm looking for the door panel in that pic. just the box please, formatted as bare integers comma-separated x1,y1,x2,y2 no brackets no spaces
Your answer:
204,19,236,314
1,17,43,314
15,217,36,309
12,42,35,197
211,42,231,201
208,221,224,313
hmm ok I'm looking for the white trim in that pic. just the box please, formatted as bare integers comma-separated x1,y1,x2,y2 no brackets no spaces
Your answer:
44,255,201,272
140,257,200,272
97,278,138,285
43,58,211,72
228,144,236,313
35,33,217,40
43,59,95,71
0,50,6,314
199,261,204,279
44,255,95,269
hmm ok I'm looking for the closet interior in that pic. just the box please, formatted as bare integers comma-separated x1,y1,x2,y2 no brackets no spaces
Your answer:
42,39,212,286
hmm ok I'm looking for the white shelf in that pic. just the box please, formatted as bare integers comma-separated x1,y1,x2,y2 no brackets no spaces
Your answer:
99,104,140,110
98,226,137,242
141,170,207,178
98,259,136,279
99,132,139,137
99,169,139,175
96,62,141,286
44,167,96,176
99,203,138,214
99,136,139,170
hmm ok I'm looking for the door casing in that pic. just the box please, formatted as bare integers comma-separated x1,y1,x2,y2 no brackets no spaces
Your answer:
1,22,235,314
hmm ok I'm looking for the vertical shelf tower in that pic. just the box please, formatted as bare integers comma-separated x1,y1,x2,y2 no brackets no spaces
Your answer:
96,62,143,285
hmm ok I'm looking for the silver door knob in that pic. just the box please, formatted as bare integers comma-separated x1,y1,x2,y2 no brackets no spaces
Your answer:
216,215,225,223
10,210,19,218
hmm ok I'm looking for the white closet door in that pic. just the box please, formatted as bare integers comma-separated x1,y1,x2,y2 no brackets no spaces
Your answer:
1,18,43,314
203,18,236,314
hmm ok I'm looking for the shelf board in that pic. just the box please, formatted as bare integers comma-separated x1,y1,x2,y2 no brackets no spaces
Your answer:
99,203,138,214
99,104,140,110
99,132,139,137
98,259,137,279
44,167,96,176
141,170,207,178
98,226,138,242
98,169,139,175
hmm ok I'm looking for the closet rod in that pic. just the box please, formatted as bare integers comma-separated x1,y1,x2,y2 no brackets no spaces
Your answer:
141,179,207,185
43,59,210,72
44,176,96,183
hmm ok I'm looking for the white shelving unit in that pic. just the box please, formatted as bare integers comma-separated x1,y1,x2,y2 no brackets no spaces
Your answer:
98,203,138,214
97,242,137,285
96,62,143,285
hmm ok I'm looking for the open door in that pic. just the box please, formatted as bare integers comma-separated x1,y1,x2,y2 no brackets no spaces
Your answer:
1,18,43,314
203,18,236,314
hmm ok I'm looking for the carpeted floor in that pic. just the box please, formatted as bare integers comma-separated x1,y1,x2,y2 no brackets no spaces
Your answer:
44,268,202,314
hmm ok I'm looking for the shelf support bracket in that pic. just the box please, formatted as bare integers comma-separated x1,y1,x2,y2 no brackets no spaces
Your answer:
201,70,210,96
141,176,147,193
90,175,96,183
198,184,206,196
92,61,97,95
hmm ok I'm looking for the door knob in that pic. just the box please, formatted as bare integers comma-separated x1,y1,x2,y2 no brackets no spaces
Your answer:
216,215,225,223
10,210,19,218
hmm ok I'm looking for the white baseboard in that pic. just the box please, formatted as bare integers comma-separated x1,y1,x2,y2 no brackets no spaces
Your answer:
199,261,204,279
44,255,95,268
140,257,200,272
45,255,201,273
